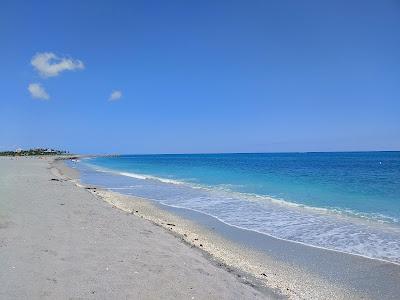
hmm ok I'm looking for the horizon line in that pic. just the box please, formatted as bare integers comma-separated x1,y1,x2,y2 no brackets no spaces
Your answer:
78,149,400,156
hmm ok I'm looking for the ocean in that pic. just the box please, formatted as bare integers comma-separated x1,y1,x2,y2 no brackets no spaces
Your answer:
69,152,400,264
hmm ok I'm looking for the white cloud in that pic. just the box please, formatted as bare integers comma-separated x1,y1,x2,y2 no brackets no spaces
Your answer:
31,52,84,78
109,90,122,101
28,83,50,100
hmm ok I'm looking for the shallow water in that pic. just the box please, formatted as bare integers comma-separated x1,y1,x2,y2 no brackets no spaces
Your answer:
69,152,400,264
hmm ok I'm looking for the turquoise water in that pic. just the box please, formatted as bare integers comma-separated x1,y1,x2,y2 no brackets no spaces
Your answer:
72,152,400,263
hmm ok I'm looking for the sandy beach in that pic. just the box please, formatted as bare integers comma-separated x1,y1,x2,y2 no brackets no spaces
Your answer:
0,157,277,299
1,156,400,299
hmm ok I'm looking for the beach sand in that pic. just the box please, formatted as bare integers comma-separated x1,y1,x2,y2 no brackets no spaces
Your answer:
0,157,277,299
1,156,400,299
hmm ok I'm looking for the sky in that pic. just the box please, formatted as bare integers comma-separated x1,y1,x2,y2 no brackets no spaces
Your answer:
1,0,399,154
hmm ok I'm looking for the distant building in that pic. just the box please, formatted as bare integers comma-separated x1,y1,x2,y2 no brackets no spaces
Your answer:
15,148,22,153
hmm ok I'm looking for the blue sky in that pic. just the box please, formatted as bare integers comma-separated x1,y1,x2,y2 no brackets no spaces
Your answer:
1,0,399,154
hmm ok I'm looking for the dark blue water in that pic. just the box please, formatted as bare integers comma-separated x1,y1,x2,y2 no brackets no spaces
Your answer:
71,152,400,264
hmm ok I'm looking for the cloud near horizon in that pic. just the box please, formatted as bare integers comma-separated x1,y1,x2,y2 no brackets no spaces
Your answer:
31,52,84,78
28,83,50,100
109,90,122,101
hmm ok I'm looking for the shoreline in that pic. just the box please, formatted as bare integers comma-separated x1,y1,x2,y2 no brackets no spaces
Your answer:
74,157,400,265
81,163,400,229
158,201,400,267
55,158,400,299
1,156,277,299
